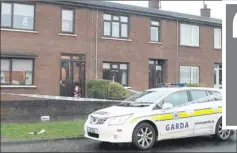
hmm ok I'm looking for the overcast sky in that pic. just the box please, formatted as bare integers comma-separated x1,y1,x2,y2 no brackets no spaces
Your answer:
110,1,223,20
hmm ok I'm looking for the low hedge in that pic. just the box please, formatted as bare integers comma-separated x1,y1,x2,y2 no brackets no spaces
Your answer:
87,79,127,100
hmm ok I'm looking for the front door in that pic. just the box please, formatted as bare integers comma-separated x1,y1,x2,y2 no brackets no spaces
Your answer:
149,59,164,88
214,64,222,89
60,54,86,97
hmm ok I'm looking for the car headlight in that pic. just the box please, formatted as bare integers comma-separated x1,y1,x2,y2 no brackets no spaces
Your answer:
107,114,133,126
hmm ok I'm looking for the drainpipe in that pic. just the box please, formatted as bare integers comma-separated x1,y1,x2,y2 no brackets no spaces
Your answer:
90,9,94,80
95,8,99,79
176,19,179,83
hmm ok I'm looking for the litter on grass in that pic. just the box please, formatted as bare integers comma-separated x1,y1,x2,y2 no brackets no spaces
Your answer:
29,129,46,135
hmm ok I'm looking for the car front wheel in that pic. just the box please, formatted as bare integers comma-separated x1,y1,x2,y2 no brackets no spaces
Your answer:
215,118,232,141
132,122,156,150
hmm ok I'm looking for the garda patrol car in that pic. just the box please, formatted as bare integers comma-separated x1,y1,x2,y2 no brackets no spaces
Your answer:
84,84,234,150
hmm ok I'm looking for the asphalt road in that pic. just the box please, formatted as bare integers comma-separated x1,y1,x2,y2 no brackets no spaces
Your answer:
1,134,236,152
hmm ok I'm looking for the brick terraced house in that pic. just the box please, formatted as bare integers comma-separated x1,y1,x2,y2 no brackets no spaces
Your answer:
0,1,222,100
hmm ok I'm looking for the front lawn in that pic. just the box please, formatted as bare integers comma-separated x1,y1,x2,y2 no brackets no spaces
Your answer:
1,120,85,141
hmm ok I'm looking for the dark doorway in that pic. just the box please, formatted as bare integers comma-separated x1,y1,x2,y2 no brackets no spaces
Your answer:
60,54,86,97
149,59,165,89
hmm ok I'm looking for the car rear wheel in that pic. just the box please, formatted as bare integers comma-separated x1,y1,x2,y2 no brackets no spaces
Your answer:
132,122,156,150
215,118,232,141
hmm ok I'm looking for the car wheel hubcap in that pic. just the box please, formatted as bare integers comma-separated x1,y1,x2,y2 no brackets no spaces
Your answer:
218,122,230,139
137,127,153,147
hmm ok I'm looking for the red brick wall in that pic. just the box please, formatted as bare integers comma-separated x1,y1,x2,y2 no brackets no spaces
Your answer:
0,2,221,100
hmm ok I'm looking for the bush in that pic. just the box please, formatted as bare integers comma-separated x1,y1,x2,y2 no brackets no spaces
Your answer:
87,79,110,99
187,83,207,87
108,82,127,100
87,79,127,100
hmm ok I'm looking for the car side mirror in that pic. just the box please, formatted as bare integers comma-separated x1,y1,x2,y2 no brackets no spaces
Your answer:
162,102,174,110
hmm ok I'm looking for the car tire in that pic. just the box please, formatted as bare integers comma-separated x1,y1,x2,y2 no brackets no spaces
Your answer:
215,117,232,141
132,122,156,150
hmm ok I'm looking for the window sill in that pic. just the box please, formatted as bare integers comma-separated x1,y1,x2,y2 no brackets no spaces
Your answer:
59,33,77,37
0,28,38,34
214,48,222,51
0,85,37,89
124,86,132,89
101,37,132,42
149,41,163,45
179,45,200,48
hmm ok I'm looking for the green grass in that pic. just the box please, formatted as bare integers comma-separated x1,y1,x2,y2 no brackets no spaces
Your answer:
1,120,85,141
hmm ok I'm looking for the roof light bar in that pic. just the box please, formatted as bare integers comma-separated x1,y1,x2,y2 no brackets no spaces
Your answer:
157,83,188,87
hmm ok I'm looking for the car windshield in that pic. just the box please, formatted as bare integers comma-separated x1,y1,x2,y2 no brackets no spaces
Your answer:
117,90,170,107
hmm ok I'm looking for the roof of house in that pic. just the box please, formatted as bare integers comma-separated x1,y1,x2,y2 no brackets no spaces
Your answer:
39,0,222,27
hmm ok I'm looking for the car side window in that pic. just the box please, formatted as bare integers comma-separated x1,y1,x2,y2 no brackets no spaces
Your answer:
206,91,212,96
211,91,221,96
210,91,222,101
189,90,207,101
205,91,214,101
164,91,189,107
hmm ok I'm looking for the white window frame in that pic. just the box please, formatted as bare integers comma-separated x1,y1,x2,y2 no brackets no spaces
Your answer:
214,28,222,49
214,64,222,89
180,24,200,47
180,66,200,84
150,20,160,42
61,8,74,33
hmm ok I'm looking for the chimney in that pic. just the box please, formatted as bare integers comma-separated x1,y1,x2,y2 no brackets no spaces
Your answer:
148,0,160,9
200,4,211,17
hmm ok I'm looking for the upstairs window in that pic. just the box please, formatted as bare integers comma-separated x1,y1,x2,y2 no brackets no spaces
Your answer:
61,9,74,33
214,28,222,49
103,14,129,38
180,24,199,47
150,20,160,42
1,3,12,27
1,3,35,30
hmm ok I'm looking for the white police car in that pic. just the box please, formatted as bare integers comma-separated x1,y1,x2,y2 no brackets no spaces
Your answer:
84,85,234,150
